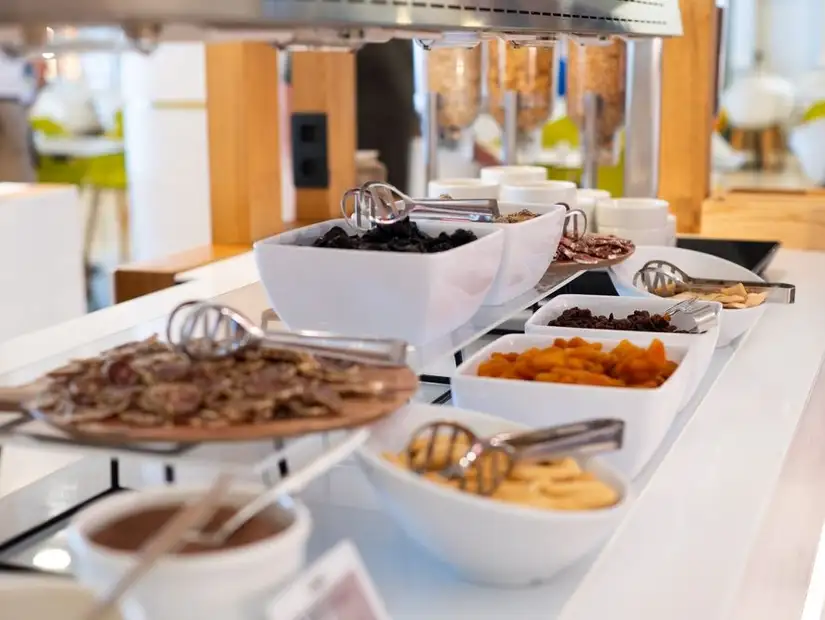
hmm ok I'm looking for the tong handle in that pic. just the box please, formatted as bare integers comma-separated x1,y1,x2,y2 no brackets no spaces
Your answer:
260,329,409,367
680,278,795,303
408,198,500,222
491,418,624,462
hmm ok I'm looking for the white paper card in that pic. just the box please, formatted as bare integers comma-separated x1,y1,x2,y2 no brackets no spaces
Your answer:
266,540,391,620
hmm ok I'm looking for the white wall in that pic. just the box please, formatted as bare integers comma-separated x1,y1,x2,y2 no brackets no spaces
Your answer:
120,43,212,262
728,0,824,78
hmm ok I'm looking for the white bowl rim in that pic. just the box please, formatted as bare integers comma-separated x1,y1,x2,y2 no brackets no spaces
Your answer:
500,180,577,189
525,294,723,335
358,404,631,521
253,218,505,261
598,198,670,210
68,486,312,567
454,332,693,394
429,178,499,187
481,165,548,173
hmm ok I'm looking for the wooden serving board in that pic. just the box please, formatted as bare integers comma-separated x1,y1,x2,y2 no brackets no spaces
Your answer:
546,249,635,277
0,367,419,444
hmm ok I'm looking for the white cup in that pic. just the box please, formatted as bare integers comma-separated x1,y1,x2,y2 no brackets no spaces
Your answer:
600,225,670,246
596,197,670,230
68,486,312,620
499,180,577,212
479,165,548,186
428,178,500,199
666,213,677,246
576,189,610,232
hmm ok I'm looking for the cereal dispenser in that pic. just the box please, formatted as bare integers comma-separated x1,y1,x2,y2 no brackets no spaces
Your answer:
413,36,483,187
486,38,556,164
566,37,627,189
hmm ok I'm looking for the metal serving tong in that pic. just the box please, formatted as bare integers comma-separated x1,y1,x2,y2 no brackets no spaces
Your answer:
633,259,796,304
406,418,624,496
661,297,719,334
167,301,408,366
341,181,500,232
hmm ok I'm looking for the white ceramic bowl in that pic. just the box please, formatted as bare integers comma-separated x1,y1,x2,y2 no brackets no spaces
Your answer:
576,189,610,232
428,178,500,200
452,332,697,477
598,224,669,246
254,219,504,344
0,576,121,619
480,165,548,185
789,118,825,184
608,245,768,347
479,202,567,306
499,180,577,211
68,486,312,620
524,294,721,407
356,403,630,586
596,197,670,229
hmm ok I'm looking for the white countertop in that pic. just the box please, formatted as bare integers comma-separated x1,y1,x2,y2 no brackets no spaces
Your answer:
1,249,825,619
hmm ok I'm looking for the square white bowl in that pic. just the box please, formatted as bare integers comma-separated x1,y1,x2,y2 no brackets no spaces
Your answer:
254,219,504,344
479,202,567,306
356,403,631,587
451,332,697,478
524,294,721,407
608,245,768,347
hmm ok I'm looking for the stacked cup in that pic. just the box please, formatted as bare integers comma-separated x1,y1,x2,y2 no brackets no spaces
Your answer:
596,197,672,246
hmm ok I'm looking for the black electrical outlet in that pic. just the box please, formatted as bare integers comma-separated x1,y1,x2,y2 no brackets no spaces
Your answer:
291,113,329,189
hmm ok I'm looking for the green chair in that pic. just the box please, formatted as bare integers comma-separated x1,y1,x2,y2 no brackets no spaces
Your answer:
30,117,90,186
82,110,130,263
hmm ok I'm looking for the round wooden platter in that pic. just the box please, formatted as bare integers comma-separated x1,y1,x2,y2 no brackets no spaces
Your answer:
13,367,420,444
546,248,635,277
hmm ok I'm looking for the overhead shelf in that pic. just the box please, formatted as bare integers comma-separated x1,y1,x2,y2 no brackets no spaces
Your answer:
0,0,682,42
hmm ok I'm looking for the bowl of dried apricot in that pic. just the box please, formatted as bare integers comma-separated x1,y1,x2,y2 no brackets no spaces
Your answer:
451,331,698,478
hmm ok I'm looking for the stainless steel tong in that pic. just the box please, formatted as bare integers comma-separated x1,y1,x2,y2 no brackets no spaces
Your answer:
341,181,500,232
633,259,796,304
405,418,624,496
662,298,719,334
167,301,408,366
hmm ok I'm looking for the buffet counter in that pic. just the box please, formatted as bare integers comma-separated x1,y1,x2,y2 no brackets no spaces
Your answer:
0,248,824,618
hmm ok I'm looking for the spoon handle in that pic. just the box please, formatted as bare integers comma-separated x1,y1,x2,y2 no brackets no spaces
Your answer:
214,429,368,543
82,473,234,620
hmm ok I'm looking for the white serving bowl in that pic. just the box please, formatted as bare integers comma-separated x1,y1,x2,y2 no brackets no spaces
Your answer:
356,403,630,586
428,178,500,200
598,224,669,246
68,486,312,620
595,197,670,229
576,189,610,232
254,219,504,344
608,245,768,347
479,202,567,306
524,294,721,407
480,165,548,185
0,576,121,619
499,180,577,211
452,332,697,477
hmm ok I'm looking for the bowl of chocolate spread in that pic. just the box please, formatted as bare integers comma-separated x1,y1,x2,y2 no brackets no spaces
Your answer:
67,485,312,620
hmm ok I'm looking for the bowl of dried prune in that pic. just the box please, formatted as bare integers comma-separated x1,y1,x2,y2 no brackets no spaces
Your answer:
524,294,721,408
254,218,505,344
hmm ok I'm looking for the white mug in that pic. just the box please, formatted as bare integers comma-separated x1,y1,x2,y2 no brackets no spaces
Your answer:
479,165,547,186
428,178,500,200
596,197,670,230
500,180,577,213
68,485,312,620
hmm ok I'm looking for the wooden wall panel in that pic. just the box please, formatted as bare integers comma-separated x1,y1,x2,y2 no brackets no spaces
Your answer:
291,52,357,220
205,43,283,245
659,0,718,233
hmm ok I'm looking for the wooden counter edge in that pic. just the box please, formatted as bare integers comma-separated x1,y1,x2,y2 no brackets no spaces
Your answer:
114,244,250,303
